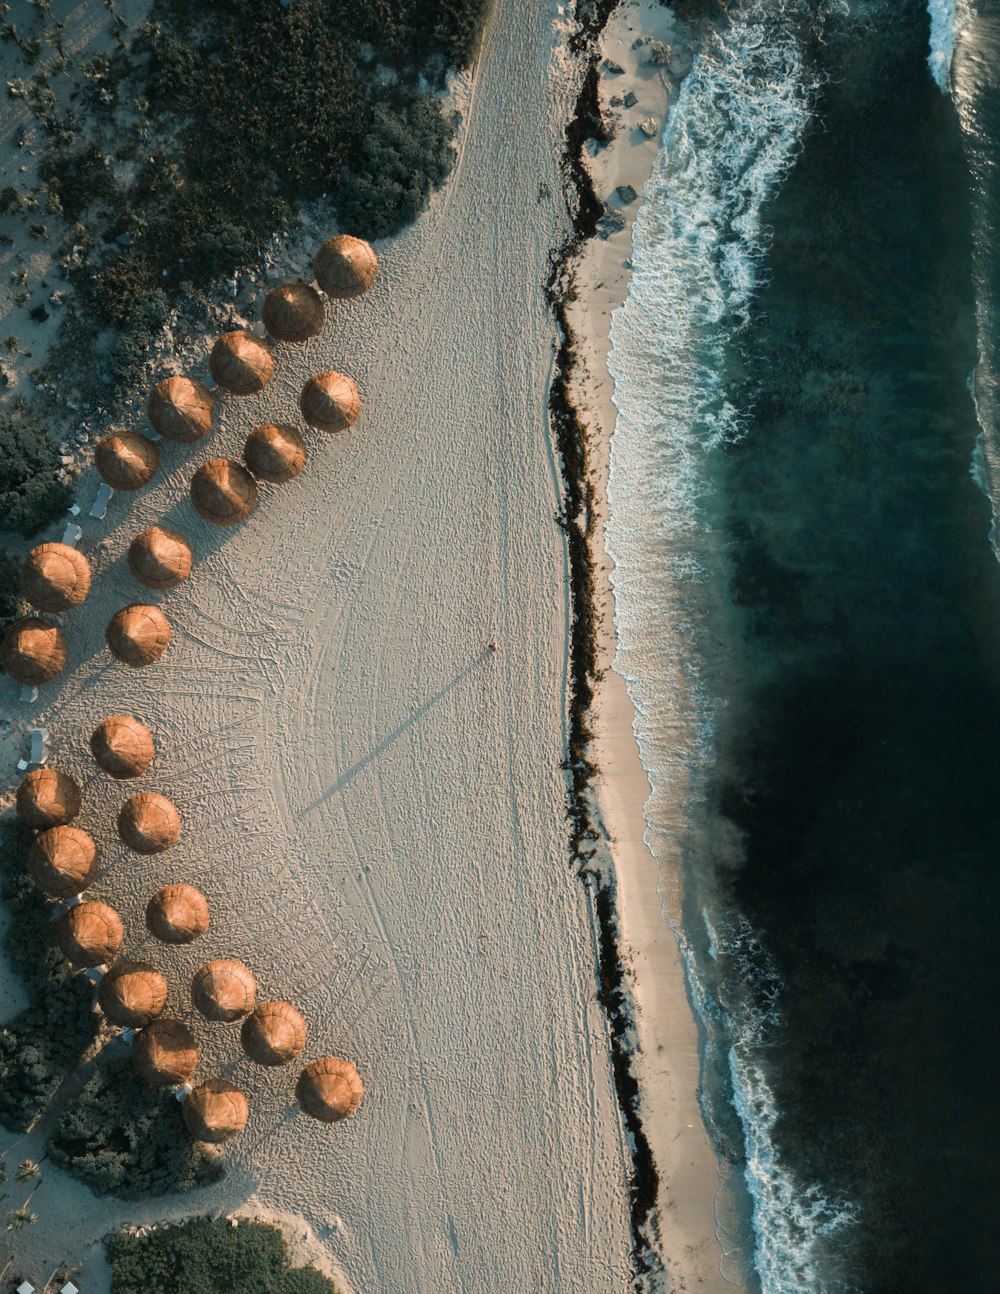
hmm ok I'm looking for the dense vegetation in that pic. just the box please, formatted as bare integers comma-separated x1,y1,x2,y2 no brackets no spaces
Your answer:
0,400,69,537
0,552,24,638
106,1217,338,1294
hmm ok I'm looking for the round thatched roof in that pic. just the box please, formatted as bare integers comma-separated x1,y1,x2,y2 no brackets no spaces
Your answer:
56,900,124,968
313,235,379,299
106,604,171,667
22,543,91,613
243,424,307,484
90,714,155,778
133,1017,198,1087
208,331,274,395
118,791,181,854
191,959,257,1023
240,1000,307,1067
95,431,159,490
299,371,361,433
190,459,258,526
262,281,326,343
146,883,210,944
182,1078,248,1143
2,616,67,684
27,826,97,898
15,767,82,830
128,526,193,590
296,1056,364,1122
98,959,168,1029
147,375,215,442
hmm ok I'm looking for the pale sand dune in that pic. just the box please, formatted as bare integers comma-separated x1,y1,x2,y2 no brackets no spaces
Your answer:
0,1,637,1291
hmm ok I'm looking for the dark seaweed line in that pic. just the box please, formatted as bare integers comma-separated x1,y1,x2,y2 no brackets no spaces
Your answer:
546,0,661,1285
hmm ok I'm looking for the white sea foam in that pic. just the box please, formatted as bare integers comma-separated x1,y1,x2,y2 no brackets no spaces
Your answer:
927,0,959,91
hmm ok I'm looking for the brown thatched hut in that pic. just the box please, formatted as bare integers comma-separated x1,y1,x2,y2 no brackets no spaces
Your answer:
240,1000,307,1067
208,331,274,395
128,526,193,590
190,459,258,526
133,1018,198,1087
191,959,257,1023
182,1078,248,1143
27,825,97,898
299,371,361,433
22,543,91,613
146,883,210,944
15,767,82,829
56,900,124,967
118,791,181,854
295,1056,364,1122
90,714,155,779
243,424,307,484
95,431,159,490
262,282,326,343
147,375,215,442
106,604,171,667
313,235,379,298
98,959,168,1028
2,617,67,684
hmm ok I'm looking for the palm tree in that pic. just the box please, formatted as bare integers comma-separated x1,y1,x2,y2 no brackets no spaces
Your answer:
16,1159,40,1182
6,1206,38,1232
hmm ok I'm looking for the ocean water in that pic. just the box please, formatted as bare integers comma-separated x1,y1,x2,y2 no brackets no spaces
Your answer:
605,0,1000,1291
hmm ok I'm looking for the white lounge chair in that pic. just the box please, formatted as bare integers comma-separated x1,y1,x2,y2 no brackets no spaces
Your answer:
29,728,50,766
61,521,83,546
90,482,114,519
17,1282,36,1294
19,684,39,704
61,1283,80,1294
68,502,81,517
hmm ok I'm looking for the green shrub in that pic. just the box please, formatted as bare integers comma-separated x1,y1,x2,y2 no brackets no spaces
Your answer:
0,552,24,637
0,400,70,539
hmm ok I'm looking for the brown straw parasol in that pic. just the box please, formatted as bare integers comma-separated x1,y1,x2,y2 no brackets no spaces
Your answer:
147,375,215,442
299,371,361,433
27,825,97,898
313,235,379,298
243,424,307,483
22,543,91,612
90,714,155,778
16,767,82,829
133,1018,198,1087
95,431,159,490
190,459,257,525
295,1056,364,1122
106,604,171,667
208,330,274,395
182,1078,248,1143
118,791,181,854
146,883,209,944
191,959,257,1022
262,281,326,342
98,959,168,1028
2,617,67,684
240,1000,307,1067
56,900,124,968
128,526,193,590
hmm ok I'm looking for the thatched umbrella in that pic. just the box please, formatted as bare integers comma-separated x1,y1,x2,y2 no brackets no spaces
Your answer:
299,371,361,433
133,1018,198,1087
106,604,171,667
191,959,256,1022
128,526,193,590
56,900,124,968
95,431,159,490
27,826,97,898
22,543,91,612
146,883,209,944
118,791,181,854
2,617,67,684
243,424,306,484
240,1000,307,1067
190,459,257,526
15,767,82,829
295,1056,364,1122
182,1078,248,1143
262,282,326,342
90,714,155,778
313,235,379,298
208,331,274,395
98,959,168,1028
147,375,215,442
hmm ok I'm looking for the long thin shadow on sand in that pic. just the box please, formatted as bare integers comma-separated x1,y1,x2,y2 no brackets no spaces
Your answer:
299,653,488,815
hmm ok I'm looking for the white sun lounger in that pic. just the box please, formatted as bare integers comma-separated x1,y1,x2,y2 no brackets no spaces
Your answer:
28,727,49,766
61,521,83,547
90,482,114,519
